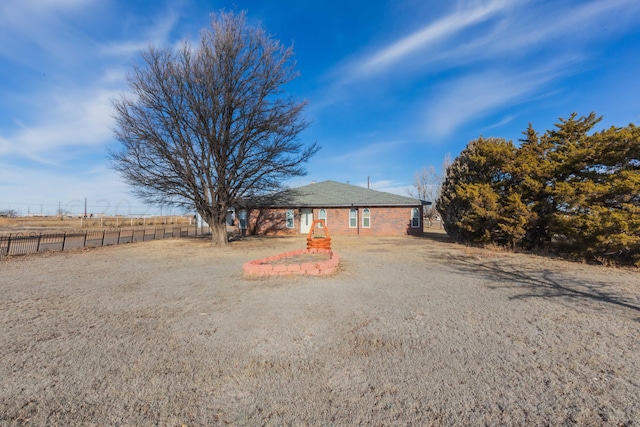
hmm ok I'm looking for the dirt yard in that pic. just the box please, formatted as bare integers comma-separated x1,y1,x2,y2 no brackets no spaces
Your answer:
1,232,639,426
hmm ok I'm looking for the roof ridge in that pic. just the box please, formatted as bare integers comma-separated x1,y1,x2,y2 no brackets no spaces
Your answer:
263,180,426,207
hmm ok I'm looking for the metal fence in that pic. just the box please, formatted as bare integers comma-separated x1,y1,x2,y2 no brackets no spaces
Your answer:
0,226,207,257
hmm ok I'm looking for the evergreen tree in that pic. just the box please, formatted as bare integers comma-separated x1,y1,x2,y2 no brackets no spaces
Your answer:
437,112,639,266
550,122,640,264
436,137,528,245
512,124,555,247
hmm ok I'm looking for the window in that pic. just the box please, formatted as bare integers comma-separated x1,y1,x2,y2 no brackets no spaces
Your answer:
362,208,370,228
286,209,294,228
238,210,247,230
318,209,327,227
349,208,357,228
411,208,420,228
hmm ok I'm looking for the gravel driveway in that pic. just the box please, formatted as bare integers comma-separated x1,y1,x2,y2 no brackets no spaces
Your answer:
1,232,639,426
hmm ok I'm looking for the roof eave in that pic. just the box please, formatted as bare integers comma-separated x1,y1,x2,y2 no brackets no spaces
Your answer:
267,203,423,208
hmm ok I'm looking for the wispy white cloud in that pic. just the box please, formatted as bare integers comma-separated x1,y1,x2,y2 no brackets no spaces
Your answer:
0,0,183,164
357,0,513,75
356,179,409,196
0,86,119,163
101,41,150,57
329,139,409,165
313,139,421,191
432,0,640,65
2,0,639,214
0,1,193,211
330,0,639,87
0,161,135,215
410,0,640,137
314,0,640,139
423,60,576,137
100,10,180,57
0,0,97,66
482,115,517,132
555,0,640,31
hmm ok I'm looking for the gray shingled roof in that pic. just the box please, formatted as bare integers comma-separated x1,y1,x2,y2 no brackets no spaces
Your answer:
267,180,426,207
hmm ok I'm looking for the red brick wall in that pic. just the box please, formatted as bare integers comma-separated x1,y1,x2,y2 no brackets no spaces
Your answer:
244,206,422,236
247,208,298,235
319,207,422,236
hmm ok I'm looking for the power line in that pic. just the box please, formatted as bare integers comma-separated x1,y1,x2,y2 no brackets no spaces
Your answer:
0,201,161,209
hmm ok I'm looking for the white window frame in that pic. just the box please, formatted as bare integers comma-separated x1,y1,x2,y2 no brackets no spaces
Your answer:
318,209,327,227
286,209,295,229
362,208,371,228
349,208,357,228
411,208,420,228
238,209,248,230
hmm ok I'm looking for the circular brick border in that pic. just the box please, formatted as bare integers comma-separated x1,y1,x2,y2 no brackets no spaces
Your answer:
243,248,339,276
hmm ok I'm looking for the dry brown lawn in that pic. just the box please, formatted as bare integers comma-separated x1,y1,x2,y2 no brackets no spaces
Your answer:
1,231,639,426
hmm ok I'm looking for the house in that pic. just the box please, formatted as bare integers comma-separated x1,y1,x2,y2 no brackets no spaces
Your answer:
238,180,429,236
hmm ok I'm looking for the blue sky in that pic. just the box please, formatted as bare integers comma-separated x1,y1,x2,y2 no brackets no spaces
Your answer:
1,0,639,216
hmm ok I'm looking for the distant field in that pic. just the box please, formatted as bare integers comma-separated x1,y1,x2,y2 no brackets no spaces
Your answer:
0,215,193,234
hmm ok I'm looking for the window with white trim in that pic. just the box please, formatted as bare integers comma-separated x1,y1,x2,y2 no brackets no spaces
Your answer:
362,208,370,228
238,210,247,230
411,207,420,228
318,209,327,227
286,209,295,228
349,208,357,228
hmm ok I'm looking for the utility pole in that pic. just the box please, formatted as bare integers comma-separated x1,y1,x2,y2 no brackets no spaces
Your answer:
84,197,87,218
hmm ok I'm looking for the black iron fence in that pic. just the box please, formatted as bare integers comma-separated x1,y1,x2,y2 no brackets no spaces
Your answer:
0,226,207,257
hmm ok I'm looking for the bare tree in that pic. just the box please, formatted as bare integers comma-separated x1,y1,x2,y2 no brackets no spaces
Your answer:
110,11,319,245
0,209,18,218
408,154,451,226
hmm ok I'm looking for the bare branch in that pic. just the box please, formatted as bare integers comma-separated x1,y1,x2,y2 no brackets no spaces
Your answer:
110,11,319,245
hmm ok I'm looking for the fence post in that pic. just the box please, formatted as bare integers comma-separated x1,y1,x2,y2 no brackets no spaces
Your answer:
6,234,11,255
84,231,88,247
117,229,121,245
101,230,106,246
36,233,42,253
62,232,67,251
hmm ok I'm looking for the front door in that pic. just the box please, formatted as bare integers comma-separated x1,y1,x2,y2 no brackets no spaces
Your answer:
300,208,313,234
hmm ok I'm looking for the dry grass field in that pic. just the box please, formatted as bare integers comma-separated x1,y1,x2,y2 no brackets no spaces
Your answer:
1,231,639,426
0,215,192,235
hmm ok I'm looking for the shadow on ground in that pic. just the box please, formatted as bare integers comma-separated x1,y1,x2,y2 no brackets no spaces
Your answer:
418,229,455,244
443,254,640,320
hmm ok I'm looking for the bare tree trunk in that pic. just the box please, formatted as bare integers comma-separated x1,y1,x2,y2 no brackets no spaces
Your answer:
210,221,228,246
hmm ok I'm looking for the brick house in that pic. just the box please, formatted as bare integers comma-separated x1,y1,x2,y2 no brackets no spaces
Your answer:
237,180,429,236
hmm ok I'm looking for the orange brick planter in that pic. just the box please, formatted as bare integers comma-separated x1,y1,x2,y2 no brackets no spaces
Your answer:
307,219,331,250
243,248,340,276
306,237,331,250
